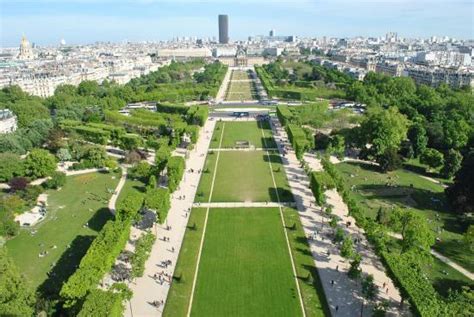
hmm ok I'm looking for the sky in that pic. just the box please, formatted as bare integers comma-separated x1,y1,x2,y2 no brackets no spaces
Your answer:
1,0,473,47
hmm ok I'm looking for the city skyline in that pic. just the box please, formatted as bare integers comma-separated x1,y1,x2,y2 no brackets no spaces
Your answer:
1,0,473,47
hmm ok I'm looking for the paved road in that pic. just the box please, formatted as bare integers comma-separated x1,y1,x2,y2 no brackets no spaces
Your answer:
125,119,216,317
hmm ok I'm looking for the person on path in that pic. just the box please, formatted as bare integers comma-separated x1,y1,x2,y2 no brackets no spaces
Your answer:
331,280,334,286
335,306,339,313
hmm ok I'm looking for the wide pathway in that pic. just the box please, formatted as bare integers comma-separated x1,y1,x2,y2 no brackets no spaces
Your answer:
125,119,216,317
271,117,407,317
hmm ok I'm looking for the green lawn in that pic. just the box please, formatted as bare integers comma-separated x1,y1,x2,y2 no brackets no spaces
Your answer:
225,79,257,101
5,171,119,295
116,177,146,206
335,162,473,279
195,150,292,203
163,208,207,317
231,70,251,81
282,207,330,316
210,121,276,149
190,208,303,317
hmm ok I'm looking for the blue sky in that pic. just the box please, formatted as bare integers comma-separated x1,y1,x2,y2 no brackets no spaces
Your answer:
1,0,472,47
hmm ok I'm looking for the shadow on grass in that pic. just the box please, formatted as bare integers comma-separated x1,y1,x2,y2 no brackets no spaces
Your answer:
432,277,474,298
432,239,473,271
269,187,294,203
345,161,381,172
37,235,95,300
300,264,333,316
87,207,114,232
357,184,449,213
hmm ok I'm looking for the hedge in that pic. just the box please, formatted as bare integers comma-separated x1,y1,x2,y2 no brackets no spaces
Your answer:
185,125,200,144
286,124,310,159
119,133,143,151
144,188,170,223
276,105,293,126
72,126,111,145
156,103,189,115
77,289,124,317
104,110,167,132
187,106,208,127
60,218,132,307
130,232,156,278
87,123,125,141
309,171,335,205
167,156,185,193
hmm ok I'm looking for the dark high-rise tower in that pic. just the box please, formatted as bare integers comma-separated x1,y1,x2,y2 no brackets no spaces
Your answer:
218,14,229,44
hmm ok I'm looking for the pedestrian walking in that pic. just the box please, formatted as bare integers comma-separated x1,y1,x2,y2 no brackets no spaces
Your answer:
335,305,339,312
331,280,334,286
336,265,339,272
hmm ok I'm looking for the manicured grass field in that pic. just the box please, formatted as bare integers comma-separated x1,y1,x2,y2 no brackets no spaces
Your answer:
190,208,303,317
225,78,257,101
195,150,292,202
231,70,251,80
282,207,330,316
163,208,207,317
5,171,119,294
210,121,276,149
335,162,474,287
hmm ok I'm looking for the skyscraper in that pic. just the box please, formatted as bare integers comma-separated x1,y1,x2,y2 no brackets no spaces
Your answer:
218,14,229,44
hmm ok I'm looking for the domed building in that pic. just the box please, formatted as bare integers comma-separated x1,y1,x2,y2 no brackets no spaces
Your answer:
18,35,34,60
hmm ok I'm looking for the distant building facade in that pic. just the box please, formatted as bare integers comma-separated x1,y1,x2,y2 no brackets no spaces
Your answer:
0,109,18,134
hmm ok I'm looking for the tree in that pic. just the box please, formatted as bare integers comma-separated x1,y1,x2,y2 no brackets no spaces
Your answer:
166,156,185,193
334,227,345,243
124,150,142,165
130,161,151,181
117,192,144,221
420,148,444,171
0,153,24,182
155,145,171,173
441,149,462,179
43,171,66,189
361,274,378,316
144,188,170,223
8,177,29,192
146,175,157,192
407,123,428,157
376,207,390,225
340,235,355,259
377,147,402,172
24,149,57,179
330,134,345,159
359,107,408,166
347,253,362,279
446,151,474,214
390,209,434,254
464,225,474,252
57,148,72,162
0,247,35,316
